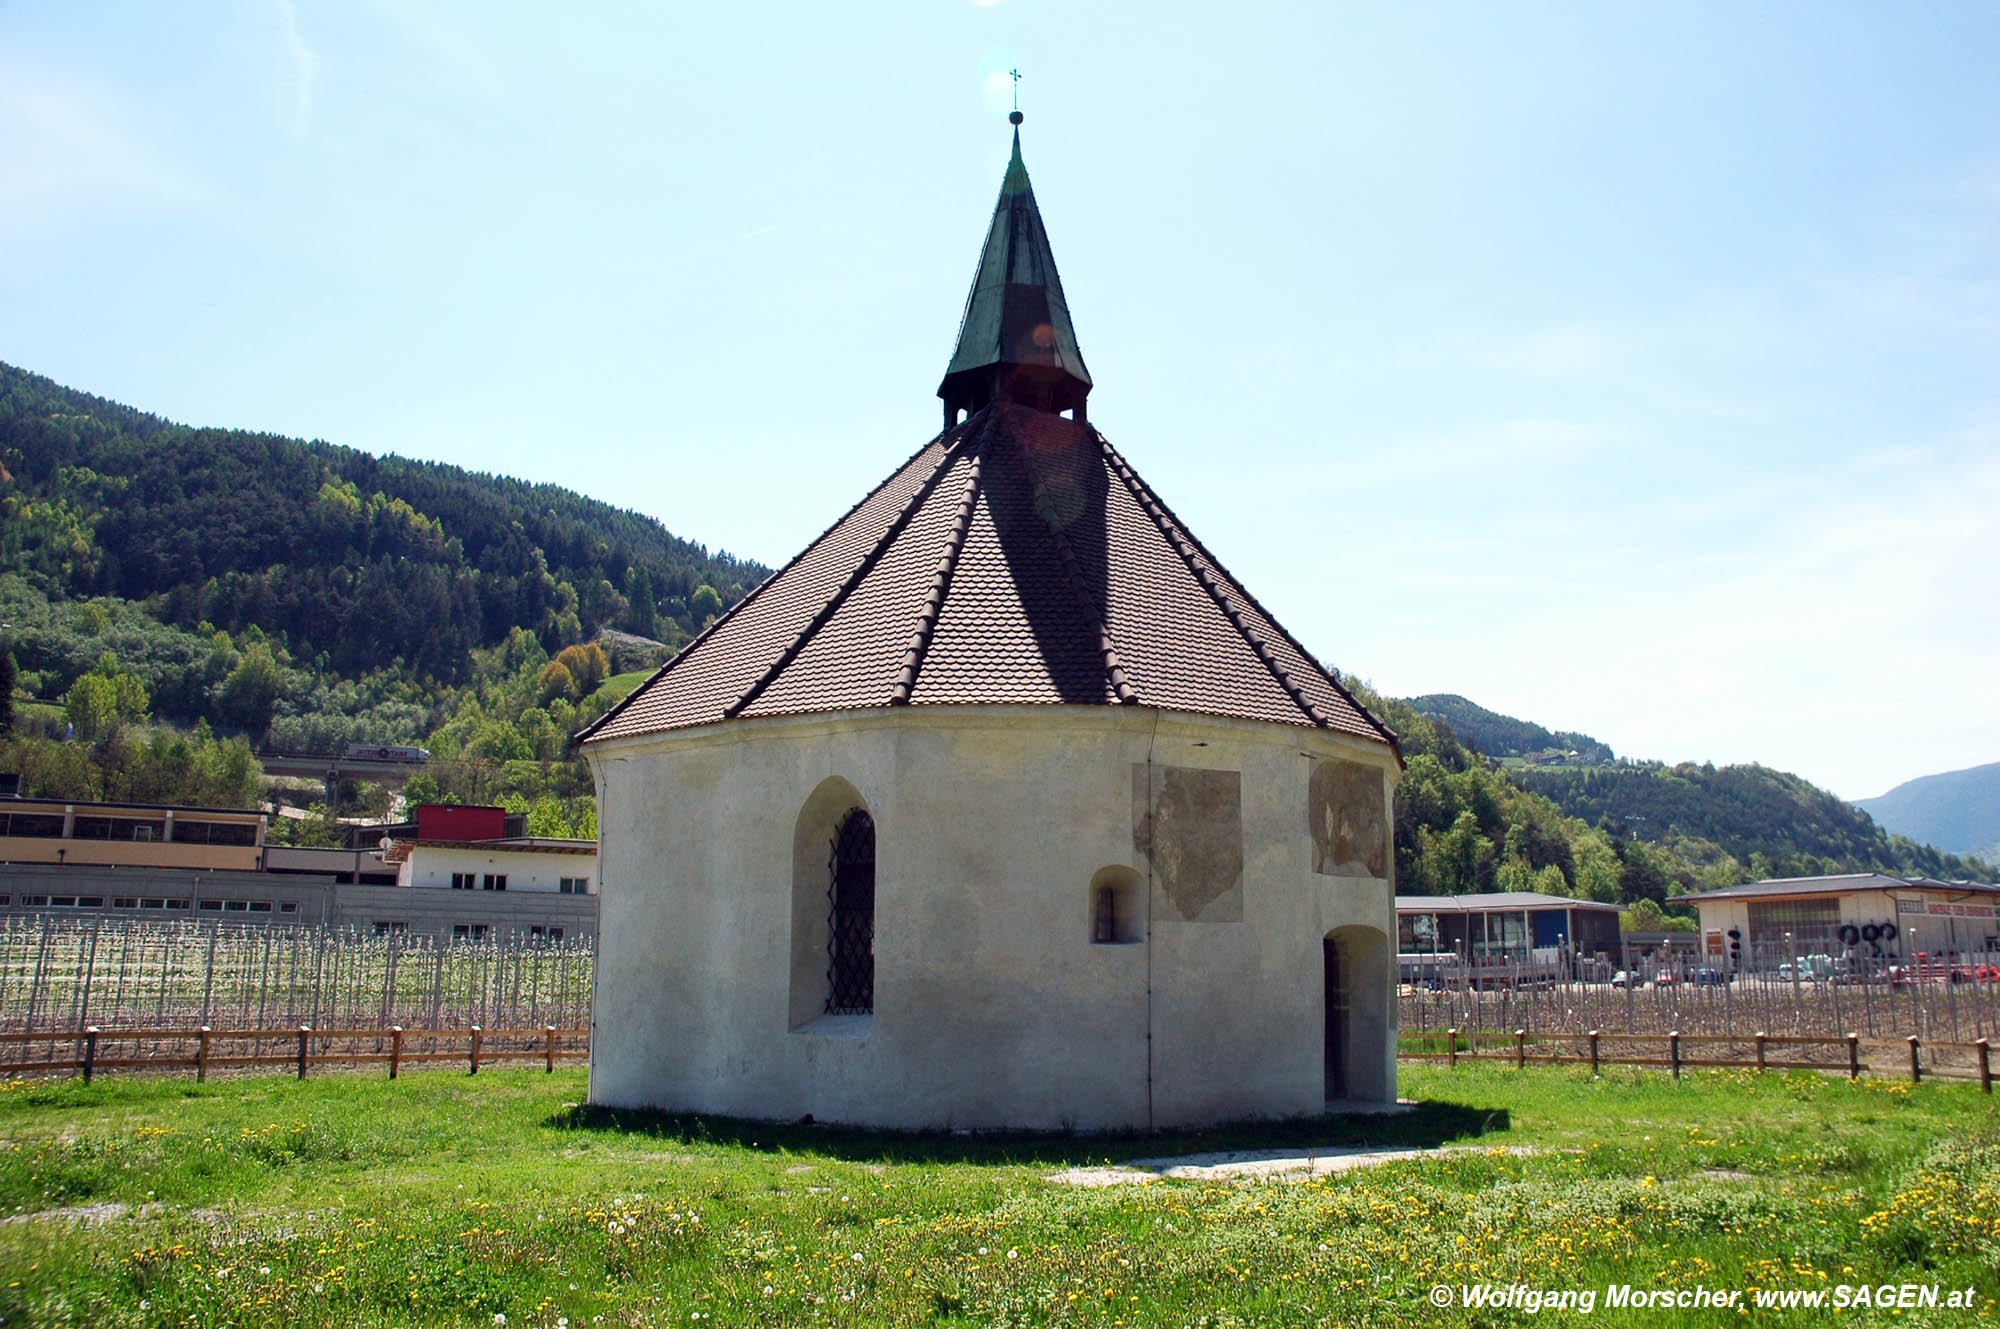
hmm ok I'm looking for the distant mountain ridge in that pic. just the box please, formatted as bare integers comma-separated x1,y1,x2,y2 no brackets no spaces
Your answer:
1398,692,1993,885
1409,693,1615,764
1857,762,2000,860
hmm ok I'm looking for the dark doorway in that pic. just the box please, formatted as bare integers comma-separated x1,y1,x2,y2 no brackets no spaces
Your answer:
826,809,876,1014
1324,936,1348,1100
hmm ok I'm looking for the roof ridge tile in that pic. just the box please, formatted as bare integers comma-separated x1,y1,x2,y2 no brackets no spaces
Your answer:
575,422,969,743
1099,436,1324,727
890,449,984,703
1096,431,1402,754
722,422,975,720
1006,410,1140,705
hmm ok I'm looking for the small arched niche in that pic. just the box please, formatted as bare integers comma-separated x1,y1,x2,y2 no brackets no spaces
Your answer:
1088,865,1144,946
791,776,870,1030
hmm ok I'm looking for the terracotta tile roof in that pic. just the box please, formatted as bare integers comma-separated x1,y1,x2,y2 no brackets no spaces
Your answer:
580,403,1396,750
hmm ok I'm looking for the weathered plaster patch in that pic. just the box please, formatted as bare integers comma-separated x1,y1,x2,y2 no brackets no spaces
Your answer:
1310,758,1388,879
1134,765,1243,922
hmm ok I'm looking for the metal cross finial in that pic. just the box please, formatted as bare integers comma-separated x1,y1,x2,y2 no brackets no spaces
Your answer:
1009,68,1021,111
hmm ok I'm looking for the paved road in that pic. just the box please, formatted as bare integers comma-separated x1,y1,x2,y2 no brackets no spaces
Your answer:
257,753,425,781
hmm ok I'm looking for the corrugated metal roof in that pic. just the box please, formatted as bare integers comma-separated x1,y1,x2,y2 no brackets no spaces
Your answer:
1395,893,1621,912
580,401,1395,747
1675,874,2000,903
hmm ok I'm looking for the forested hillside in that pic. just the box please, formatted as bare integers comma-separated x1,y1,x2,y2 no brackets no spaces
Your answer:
1408,693,1614,764
1359,685,1997,923
0,362,762,681
0,361,769,833
1513,761,1987,882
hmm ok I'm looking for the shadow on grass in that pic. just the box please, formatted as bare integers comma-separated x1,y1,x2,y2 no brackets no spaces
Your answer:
544,1099,1510,1167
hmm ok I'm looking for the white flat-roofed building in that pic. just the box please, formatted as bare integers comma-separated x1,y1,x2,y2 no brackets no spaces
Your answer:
386,836,596,896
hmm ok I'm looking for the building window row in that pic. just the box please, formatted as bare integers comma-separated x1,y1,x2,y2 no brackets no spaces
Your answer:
71,817,167,842
450,872,475,890
558,877,589,895
175,820,259,846
483,874,507,891
194,899,297,914
0,812,259,843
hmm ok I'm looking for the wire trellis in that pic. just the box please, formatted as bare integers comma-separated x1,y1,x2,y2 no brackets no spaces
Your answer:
0,915,593,1046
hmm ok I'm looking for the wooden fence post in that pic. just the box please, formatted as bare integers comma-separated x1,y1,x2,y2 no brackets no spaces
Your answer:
1907,1035,1921,1084
1446,1028,1458,1069
544,1025,556,1073
1515,1029,1526,1070
389,1026,403,1080
1754,1032,1767,1072
82,1027,99,1085
1977,1038,1992,1094
197,1027,211,1083
1669,1031,1681,1080
469,1025,482,1075
1588,1030,1600,1076
297,1025,310,1081
1847,1032,1860,1080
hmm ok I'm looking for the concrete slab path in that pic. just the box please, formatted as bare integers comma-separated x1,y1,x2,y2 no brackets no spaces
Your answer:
1049,1141,1532,1187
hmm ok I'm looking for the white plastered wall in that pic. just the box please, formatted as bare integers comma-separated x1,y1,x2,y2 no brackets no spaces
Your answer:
584,704,1399,1130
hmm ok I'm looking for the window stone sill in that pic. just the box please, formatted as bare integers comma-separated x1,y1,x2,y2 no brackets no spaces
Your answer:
792,1013,873,1038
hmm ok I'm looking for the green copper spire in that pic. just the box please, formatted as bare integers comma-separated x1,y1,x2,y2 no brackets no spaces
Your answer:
938,117,1093,426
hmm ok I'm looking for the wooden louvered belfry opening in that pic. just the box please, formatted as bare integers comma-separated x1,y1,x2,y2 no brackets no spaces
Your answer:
825,809,876,1015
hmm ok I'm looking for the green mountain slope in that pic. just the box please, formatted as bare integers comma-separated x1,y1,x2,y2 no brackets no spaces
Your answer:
1857,761,2000,858
0,361,765,682
1409,693,1614,764
1512,760,1988,882
1400,692,1993,887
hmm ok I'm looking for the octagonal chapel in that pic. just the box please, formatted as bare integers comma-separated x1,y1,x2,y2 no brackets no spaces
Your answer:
579,120,1404,1130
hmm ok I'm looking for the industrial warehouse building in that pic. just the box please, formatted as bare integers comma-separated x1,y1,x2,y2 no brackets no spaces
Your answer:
1676,873,2000,965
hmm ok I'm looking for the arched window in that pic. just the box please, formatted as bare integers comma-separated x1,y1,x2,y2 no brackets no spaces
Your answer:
1089,865,1143,945
826,808,875,1014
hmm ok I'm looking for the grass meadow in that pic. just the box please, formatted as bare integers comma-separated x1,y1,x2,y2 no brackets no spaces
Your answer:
0,1063,1995,1327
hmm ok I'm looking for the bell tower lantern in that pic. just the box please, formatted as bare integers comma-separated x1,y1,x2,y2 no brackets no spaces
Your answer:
936,113,1094,427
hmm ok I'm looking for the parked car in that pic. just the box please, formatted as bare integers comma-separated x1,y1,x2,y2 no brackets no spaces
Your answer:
1610,970,1635,989
1654,970,1680,987
1693,967,1729,986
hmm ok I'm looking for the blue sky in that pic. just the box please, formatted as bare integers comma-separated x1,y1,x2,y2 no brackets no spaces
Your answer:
2,2,1994,802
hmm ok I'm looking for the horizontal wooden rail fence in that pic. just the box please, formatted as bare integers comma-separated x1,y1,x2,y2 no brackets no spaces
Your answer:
0,1024,590,1083
1402,1027,1993,1091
